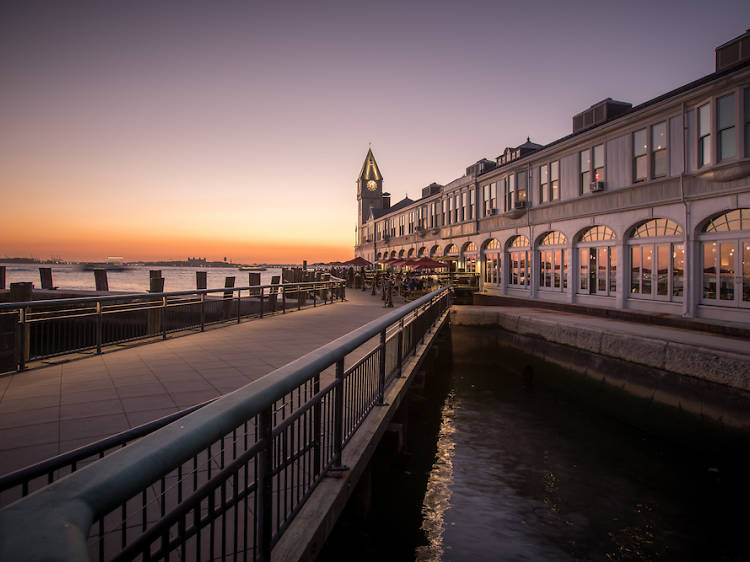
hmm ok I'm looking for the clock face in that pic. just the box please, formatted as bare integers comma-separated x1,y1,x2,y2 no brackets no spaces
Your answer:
366,180,377,192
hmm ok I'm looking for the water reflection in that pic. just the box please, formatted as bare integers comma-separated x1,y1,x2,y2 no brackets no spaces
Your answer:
416,390,456,561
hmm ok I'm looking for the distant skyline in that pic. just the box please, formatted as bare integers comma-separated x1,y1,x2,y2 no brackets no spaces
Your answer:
2,2,749,263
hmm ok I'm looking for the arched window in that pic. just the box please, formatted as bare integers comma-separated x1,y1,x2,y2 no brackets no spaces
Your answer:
508,235,530,288
483,239,502,285
429,245,440,258
444,244,458,256
538,231,568,291
407,248,415,258
398,249,405,258
577,226,617,296
376,252,382,260
461,241,478,273
390,251,396,259
700,209,750,307
628,219,684,301
418,247,426,257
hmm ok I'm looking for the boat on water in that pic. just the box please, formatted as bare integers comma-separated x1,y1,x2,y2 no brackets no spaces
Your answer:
239,266,267,272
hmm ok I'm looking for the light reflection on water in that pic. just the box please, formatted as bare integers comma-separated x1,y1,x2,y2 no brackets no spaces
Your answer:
416,390,456,562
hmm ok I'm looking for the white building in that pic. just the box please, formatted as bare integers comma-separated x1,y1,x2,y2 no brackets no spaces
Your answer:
355,30,750,325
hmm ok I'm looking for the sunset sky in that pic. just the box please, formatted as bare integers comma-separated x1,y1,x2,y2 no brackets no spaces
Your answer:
2,1,749,263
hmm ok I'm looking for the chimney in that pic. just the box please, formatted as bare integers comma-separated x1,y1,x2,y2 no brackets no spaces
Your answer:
715,29,750,72
382,192,391,209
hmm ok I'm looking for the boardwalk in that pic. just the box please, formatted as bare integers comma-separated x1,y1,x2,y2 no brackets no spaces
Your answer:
0,289,401,477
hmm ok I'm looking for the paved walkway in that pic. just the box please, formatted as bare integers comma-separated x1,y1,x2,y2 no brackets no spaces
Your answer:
0,288,401,476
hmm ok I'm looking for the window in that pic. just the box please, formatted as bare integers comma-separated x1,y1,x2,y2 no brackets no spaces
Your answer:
506,175,515,210
633,129,648,182
469,190,475,220
508,235,530,288
442,199,448,226
408,211,414,234
539,161,560,203
461,192,467,222
701,209,750,307
745,88,750,158
398,214,405,236
460,242,478,272
580,145,603,193
578,226,616,296
538,232,568,291
483,239,502,285
516,170,528,203
482,183,496,217
448,198,453,225
580,149,591,194
651,122,668,178
698,103,711,168
629,219,684,301
717,93,736,162
454,193,460,223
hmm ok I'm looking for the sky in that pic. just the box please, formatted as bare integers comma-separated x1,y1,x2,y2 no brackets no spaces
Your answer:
1,1,749,263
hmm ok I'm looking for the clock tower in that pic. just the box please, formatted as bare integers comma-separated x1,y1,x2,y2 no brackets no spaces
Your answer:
357,148,383,244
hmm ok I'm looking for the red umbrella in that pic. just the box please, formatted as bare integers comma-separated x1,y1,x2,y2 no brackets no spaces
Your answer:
413,258,447,269
343,256,372,266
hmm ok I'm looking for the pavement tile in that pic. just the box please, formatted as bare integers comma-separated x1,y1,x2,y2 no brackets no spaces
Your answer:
0,394,60,413
59,414,130,442
60,387,119,404
60,399,124,420
0,422,58,449
121,395,175,413
0,405,59,429
115,383,168,398
0,442,60,477
170,389,221,407
126,407,181,427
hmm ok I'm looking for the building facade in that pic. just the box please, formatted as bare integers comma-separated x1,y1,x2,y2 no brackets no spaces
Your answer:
355,30,750,325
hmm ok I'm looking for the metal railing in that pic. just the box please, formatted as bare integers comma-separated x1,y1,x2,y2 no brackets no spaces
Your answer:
0,279,345,373
0,286,451,562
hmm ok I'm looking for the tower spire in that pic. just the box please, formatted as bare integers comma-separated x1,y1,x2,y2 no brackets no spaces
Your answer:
359,148,382,181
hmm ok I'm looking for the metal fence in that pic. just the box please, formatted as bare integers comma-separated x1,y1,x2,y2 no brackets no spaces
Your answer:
0,286,451,562
0,280,345,373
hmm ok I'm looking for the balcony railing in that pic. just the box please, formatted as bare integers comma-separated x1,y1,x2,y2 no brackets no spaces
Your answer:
0,286,451,562
0,279,346,373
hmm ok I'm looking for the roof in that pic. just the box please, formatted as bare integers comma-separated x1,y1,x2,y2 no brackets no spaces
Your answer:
359,148,383,181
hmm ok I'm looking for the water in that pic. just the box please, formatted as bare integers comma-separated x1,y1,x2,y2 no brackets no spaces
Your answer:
1,263,284,293
322,326,750,561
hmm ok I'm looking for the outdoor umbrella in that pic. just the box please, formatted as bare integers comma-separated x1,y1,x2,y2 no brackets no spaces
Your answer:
343,256,372,266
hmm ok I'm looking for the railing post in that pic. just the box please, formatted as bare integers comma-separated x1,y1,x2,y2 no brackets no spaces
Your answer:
282,285,286,314
17,307,26,372
397,318,404,377
377,329,386,405
162,296,167,340
257,406,273,562
313,374,321,477
259,289,264,319
313,284,317,307
297,286,301,311
236,289,241,324
332,359,347,470
96,301,102,354
200,293,205,332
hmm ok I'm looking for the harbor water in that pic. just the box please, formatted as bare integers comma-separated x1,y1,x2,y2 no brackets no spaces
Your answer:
1,263,284,293
322,326,750,561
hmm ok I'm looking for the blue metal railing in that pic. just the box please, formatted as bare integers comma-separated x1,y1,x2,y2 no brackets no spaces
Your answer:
0,286,451,562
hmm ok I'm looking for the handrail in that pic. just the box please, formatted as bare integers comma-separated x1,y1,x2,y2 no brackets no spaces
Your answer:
0,286,451,561
0,279,341,310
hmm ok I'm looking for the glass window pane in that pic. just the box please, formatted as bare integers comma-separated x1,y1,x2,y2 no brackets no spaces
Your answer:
745,89,750,158
699,136,711,167
642,245,652,295
631,246,640,294
652,122,667,150
593,144,604,168
580,150,590,172
609,247,617,294
598,247,608,293
717,94,735,130
657,244,669,296
720,242,735,300
580,248,589,291
540,165,548,184
551,161,559,181
551,180,559,200
744,240,750,302
653,150,668,178
698,104,710,136
635,155,648,182
673,245,684,298
633,129,648,157
554,250,561,288
703,242,717,299
719,128,736,161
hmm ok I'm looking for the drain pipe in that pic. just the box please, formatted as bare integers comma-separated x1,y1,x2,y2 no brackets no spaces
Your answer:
680,101,693,318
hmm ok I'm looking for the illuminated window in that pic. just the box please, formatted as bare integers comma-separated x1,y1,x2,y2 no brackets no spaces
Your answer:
629,219,684,301
633,129,648,182
508,235,530,288
538,232,568,291
701,209,750,306
483,239,502,285
578,226,616,296
539,161,559,203
651,122,668,178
